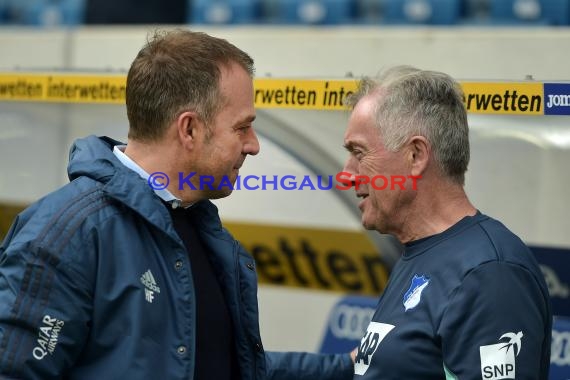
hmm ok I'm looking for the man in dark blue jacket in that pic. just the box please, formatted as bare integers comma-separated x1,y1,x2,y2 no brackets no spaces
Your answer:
0,29,353,380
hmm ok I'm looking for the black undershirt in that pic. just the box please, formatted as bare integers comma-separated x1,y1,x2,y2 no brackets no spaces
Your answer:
166,203,240,380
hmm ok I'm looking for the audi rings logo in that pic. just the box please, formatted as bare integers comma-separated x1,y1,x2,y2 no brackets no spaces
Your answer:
551,329,570,366
329,304,375,340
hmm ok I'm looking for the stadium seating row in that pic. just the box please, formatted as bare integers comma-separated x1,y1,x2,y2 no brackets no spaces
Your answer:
0,0,568,26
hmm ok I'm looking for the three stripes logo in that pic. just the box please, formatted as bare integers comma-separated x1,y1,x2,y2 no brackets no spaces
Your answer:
140,269,161,303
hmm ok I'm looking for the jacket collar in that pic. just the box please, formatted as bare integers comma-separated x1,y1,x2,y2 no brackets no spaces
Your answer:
67,135,224,235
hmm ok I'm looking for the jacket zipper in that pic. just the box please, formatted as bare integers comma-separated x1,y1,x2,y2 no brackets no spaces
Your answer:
233,240,257,380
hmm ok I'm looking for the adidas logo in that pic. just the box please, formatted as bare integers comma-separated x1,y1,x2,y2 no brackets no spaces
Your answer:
140,269,161,303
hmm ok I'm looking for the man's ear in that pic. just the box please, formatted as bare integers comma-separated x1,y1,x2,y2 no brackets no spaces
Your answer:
408,136,430,177
176,111,200,150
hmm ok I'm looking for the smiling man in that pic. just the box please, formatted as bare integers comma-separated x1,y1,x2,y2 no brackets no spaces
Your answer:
342,65,552,379
0,29,353,380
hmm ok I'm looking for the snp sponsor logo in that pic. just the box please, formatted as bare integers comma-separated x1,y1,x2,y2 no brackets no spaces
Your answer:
551,328,570,366
480,331,523,380
354,322,394,376
544,83,570,115
140,269,160,303
540,264,569,299
33,315,65,360
329,304,375,340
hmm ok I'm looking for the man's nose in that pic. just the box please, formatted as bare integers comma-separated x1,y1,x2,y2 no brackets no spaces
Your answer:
341,156,358,185
245,127,260,156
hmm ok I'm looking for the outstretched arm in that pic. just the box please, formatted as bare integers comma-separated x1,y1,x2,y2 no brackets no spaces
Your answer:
265,350,354,380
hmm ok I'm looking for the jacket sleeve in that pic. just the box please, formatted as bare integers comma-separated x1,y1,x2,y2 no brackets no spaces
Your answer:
265,350,354,380
0,236,93,379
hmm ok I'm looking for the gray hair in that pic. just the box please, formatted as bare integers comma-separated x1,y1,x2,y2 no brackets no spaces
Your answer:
345,65,470,185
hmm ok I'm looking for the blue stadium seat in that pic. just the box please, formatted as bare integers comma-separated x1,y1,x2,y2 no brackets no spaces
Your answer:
490,0,545,24
460,0,492,23
541,0,570,25
384,0,460,25
354,0,387,24
258,0,353,25
58,0,86,25
0,0,7,22
3,0,30,23
15,0,85,26
190,0,257,24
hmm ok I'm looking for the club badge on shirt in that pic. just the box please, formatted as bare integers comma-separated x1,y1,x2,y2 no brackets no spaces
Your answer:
403,274,430,311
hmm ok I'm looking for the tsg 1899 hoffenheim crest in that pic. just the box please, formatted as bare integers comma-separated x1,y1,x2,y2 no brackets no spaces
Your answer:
403,274,430,311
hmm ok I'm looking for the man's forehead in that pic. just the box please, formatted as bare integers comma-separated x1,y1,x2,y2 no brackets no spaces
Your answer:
346,96,376,129
353,93,378,114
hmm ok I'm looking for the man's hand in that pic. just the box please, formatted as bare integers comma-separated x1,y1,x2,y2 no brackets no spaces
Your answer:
350,346,358,364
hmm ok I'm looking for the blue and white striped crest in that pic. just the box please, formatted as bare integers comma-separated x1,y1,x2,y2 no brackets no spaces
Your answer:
403,274,430,311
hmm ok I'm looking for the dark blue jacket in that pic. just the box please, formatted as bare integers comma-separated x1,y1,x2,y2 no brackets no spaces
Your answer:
0,135,353,380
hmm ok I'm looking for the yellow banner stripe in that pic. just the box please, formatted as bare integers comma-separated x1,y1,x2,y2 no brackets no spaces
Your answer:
254,79,356,110
0,73,126,104
0,73,555,115
462,82,544,115
224,221,389,295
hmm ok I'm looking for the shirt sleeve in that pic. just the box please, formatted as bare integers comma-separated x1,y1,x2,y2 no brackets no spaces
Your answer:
265,351,354,380
437,261,551,380
0,239,93,379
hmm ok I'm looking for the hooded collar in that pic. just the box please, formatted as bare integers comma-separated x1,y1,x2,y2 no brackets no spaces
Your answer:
67,135,223,234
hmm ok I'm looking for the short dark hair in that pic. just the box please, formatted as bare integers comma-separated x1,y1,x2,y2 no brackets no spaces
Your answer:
126,29,255,142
